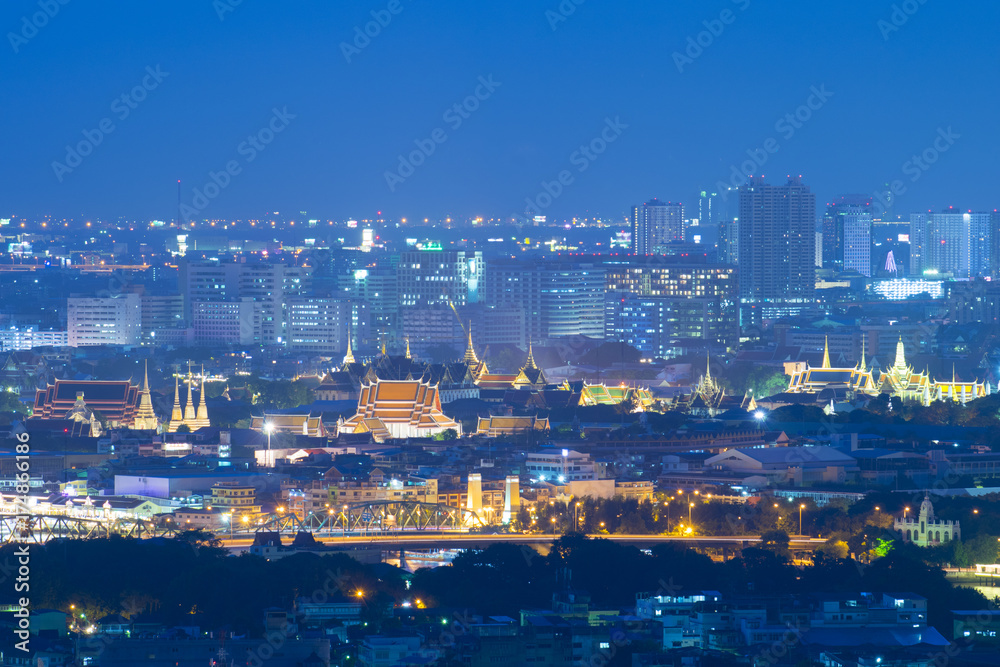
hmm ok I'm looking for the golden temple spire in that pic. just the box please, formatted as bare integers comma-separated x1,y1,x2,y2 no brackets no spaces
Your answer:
170,372,183,423
343,328,356,365
405,336,411,360
821,336,831,369
525,342,537,370
463,321,480,365
183,361,195,422
859,334,867,372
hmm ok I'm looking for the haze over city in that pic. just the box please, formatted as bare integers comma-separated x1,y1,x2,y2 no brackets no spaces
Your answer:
3,1,999,222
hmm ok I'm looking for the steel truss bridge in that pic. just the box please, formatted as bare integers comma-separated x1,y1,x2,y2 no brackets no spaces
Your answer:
0,501,486,543
256,501,486,535
0,514,180,544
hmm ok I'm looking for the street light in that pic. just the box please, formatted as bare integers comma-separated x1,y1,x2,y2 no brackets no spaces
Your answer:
904,506,911,519
688,502,694,525
799,504,806,535
574,501,582,529
263,422,274,468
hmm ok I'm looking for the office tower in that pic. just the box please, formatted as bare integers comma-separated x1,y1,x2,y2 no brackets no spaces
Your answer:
397,250,483,307
698,190,719,227
67,293,142,346
603,257,739,351
483,259,606,341
737,176,816,324
604,294,675,359
841,206,873,277
718,217,739,265
631,199,684,255
192,298,261,346
339,265,398,344
286,298,368,353
909,210,991,279
179,260,312,345
139,294,184,342
822,195,873,271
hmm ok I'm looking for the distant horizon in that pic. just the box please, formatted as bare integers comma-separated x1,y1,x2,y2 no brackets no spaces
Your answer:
3,1,997,221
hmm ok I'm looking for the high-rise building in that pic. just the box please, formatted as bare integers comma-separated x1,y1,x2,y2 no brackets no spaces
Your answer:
397,250,483,307
179,260,312,345
339,265,398,344
287,298,367,354
737,176,816,324
192,298,261,346
822,195,873,271
67,293,142,346
718,217,739,265
698,190,719,227
483,259,606,341
910,210,991,280
139,294,184,342
603,257,739,351
631,199,684,255
841,206,873,277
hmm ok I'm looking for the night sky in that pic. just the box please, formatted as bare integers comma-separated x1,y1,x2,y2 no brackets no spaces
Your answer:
3,0,998,222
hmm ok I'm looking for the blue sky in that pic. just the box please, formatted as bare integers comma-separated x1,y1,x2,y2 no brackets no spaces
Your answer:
2,0,998,222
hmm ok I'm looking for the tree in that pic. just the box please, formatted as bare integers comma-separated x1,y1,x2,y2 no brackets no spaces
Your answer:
0,391,28,415
759,529,792,559
816,539,849,559
579,342,641,367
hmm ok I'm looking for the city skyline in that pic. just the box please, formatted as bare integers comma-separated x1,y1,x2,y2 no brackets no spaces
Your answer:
2,1,998,222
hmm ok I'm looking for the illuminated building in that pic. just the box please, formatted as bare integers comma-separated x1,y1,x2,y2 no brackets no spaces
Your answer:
207,481,262,515
32,379,143,428
397,249,482,307
483,258,605,341
179,260,312,345
737,176,816,324
475,415,550,437
910,211,991,279
338,379,461,441
67,293,141,346
821,195,873,271
841,205,873,277
603,257,738,351
578,382,655,411
631,198,684,255
894,495,958,547
250,413,325,437
868,278,945,300
785,336,879,396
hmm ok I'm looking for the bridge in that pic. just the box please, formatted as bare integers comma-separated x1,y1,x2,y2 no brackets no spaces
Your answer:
0,514,179,544
255,501,486,534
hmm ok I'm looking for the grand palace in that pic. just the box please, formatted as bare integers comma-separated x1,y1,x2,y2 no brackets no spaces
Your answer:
785,336,990,406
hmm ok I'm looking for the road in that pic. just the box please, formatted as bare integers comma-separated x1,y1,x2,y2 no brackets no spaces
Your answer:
219,533,826,550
